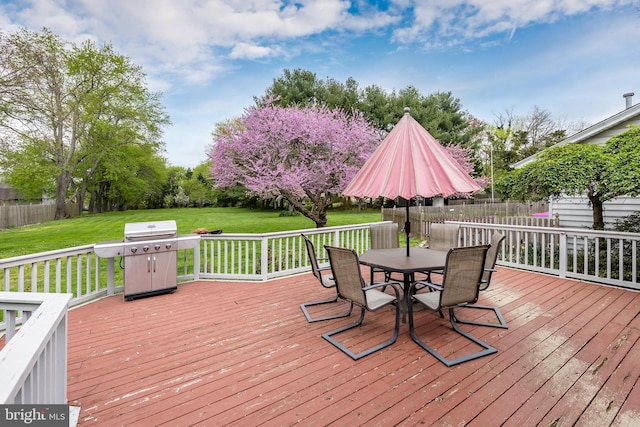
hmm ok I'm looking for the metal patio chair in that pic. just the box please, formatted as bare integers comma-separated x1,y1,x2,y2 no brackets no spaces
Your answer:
369,222,400,283
370,222,400,250
454,231,508,329
321,245,401,360
427,223,460,251
415,222,461,283
300,234,353,323
408,245,497,367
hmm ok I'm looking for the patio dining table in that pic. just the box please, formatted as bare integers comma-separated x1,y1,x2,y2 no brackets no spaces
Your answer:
359,247,448,322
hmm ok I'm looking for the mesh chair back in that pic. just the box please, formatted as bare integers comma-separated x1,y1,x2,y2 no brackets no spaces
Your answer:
325,246,367,307
429,223,460,251
482,232,506,284
440,245,489,308
303,235,322,282
370,223,399,249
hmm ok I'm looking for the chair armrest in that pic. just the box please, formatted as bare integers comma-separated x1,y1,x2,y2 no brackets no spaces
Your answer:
363,281,401,298
363,281,400,290
411,280,443,293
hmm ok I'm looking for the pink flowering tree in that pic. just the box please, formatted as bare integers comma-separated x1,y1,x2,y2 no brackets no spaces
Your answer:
209,102,380,227
445,144,490,197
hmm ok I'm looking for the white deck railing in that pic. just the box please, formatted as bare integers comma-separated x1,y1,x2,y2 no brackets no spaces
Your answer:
452,221,640,291
0,292,72,404
3,220,640,406
198,223,375,281
1,220,639,307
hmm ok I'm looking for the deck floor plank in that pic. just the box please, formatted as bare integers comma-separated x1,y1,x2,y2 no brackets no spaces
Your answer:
64,267,640,426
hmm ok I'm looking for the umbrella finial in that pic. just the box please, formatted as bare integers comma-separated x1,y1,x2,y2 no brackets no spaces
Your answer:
404,107,410,115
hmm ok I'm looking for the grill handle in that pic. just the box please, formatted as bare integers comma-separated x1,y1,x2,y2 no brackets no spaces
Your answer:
147,256,151,273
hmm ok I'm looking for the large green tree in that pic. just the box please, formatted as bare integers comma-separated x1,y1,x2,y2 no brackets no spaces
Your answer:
0,28,170,217
258,68,481,149
88,143,167,212
499,143,611,229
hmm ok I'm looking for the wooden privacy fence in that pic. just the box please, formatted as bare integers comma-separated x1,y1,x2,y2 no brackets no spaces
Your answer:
0,203,79,229
382,201,557,240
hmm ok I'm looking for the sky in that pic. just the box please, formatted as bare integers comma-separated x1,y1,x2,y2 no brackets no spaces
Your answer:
1,0,639,168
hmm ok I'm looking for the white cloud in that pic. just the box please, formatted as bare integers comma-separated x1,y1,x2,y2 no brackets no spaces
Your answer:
390,0,634,47
3,0,398,87
229,43,272,59
5,0,629,88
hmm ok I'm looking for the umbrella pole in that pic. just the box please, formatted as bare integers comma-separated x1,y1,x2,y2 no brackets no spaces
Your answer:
405,200,411,256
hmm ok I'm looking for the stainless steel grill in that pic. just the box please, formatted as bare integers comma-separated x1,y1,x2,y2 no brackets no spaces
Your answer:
94,220,199,301
120,220,178,300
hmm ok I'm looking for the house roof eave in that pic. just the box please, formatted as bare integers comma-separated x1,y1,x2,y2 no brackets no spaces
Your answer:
512,102,640,169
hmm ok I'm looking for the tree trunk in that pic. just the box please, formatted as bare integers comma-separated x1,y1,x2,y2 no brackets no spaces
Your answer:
281,190,328,228
76,192,85,216
54,171,71,219
315,210,327,228
589,193,605,230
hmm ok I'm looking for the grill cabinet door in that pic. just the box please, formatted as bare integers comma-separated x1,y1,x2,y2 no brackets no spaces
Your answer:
151,251,177,292
125,254,153,297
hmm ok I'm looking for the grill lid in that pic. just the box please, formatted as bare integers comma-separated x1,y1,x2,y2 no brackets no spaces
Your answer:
124,220,177,241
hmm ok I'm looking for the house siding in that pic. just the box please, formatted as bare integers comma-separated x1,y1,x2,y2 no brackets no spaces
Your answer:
552,196,640,229
583,116,640,146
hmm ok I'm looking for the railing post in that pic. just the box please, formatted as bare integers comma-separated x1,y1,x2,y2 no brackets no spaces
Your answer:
558,232,567,278
261,235,269,281
106,258,115,296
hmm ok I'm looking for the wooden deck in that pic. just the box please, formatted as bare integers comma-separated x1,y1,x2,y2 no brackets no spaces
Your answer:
66,268,640,426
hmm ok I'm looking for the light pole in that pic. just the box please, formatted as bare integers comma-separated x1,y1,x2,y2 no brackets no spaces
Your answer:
490,143,494,202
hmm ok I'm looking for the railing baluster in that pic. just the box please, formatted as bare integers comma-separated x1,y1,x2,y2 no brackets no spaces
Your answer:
619,238,624,281
55,258,62,293
633,241,637,285
595,237,600,278
607,238,612,279
44,259,51,293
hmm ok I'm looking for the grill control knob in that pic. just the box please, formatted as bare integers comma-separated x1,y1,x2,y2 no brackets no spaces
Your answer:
154,244,161,251
165,243,172,250
143,245,150,252
130,247,138,254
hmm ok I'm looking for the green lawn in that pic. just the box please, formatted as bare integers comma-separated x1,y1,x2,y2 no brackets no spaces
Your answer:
0,207,382,259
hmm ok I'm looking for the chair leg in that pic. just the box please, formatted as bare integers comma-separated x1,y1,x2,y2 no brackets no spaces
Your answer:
300,296,353,323
448,308,497,364
322,304,400,360
454,304,508,329
408,301,497,367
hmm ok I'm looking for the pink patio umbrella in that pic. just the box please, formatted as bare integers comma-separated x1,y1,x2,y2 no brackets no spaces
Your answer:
343,108,481,256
